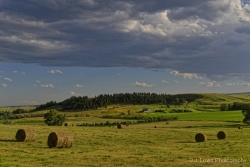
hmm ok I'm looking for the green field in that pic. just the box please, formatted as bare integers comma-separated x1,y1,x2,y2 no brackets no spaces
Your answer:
0,93,250,167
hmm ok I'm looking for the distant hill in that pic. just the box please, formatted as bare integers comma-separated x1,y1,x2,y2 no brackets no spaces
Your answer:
227,92,250,95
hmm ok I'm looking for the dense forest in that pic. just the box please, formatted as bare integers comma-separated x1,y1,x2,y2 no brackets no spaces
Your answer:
36,93,203,111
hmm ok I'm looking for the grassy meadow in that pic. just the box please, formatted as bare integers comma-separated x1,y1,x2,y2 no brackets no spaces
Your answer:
0,93,250,167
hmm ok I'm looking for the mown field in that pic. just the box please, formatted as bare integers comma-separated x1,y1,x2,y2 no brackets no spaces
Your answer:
0,93,250,167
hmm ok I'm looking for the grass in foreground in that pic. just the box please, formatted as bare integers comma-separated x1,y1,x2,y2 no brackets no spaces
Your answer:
0,121,249,167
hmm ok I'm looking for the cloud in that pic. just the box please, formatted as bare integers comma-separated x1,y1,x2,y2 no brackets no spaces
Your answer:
226,82,239,86
162,80,169,83
199,81,221,87
4,78,12,81
41,84,55,88
174,80,179,83
0,0,250,81
16,100,39,105
36,80,41,83
48,70,63,74
242,82,250,87
1,84,7,87
12,71,25,75
73,84,83,88
70,91,83,96
133,82,154,87
170,70,202,79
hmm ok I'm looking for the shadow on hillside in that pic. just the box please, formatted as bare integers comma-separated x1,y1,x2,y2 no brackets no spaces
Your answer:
0,139,18,142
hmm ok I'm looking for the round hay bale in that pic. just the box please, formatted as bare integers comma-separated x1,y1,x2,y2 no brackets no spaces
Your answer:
154,126,157,128
195,133,207,142
64,122,71,126
217,131,226,139
47,132,73,148
166,122,169,124
117,124,124,129
15,129,36,142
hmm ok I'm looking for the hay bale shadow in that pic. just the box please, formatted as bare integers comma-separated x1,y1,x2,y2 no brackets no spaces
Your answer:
0,139,18,142
207,138,218,141
176,141,197,144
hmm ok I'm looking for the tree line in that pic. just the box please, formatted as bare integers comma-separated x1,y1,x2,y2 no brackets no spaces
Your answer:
220,102,250,111
35,93,203,111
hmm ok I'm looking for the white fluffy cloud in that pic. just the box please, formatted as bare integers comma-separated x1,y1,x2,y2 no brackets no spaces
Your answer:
162,80,169,83
73,84,83,88
226,82,239,86
41,84,55,88
48,70,63,74
133,82,154,87
199,81,221,87
1,84,8,87
70,91,83,96
170,70,202,79
4,78,12,81
242,82,250,87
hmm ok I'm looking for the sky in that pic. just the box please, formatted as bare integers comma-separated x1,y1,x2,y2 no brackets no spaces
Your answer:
1,0,250,106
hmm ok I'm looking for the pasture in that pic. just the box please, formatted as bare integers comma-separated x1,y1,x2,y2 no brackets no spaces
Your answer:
0,93,250,167
0,117,249,167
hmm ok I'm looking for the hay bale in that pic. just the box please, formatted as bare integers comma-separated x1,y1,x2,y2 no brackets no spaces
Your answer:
195,133,207,142
166,122,169,124
217,131,226,139
117,123,124,129
238,126,243,129
15,129,36,142
154,126,157,128
47,132,73,148
64,122,71,126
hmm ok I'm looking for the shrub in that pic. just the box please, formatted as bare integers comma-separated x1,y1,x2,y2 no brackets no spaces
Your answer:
242,106,250,124
154,109,166,113
169,109,192,113
12,109,29,114
2,119,13,125
44,109,67,126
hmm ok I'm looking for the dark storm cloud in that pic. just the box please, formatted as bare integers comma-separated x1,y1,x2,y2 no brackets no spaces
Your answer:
235,25,250,34
0,0,250,81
